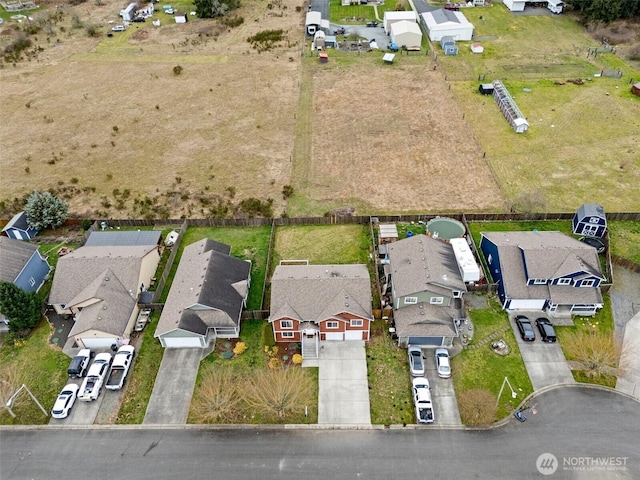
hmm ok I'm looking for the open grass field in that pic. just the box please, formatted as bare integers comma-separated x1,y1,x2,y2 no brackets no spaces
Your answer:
1,0,639,218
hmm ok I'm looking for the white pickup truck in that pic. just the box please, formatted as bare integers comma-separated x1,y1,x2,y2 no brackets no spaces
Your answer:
412,377,434,424
78,353,112,401
105,345,135,390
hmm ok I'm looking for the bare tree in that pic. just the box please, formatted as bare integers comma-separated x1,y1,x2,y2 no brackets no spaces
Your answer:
0,363,26,407
244,367,314,419
191,370,242,423
564,330,626,381
457,388,497,426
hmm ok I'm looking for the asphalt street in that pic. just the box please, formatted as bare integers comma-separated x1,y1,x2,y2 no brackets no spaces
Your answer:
2,386,638,480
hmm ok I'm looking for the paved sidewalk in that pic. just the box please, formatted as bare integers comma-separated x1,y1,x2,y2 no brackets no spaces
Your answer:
143,348,202,424
318,341,371,425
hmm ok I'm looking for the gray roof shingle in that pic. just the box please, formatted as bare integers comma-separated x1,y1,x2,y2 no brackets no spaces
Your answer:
85,230,161,247
0,237,39,283
155,239,251,337
270,264,372,323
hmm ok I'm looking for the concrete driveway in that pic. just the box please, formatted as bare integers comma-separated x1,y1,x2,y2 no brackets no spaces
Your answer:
510,314,574,390
318,341,371,425
423,349,462,425
143,348,202,424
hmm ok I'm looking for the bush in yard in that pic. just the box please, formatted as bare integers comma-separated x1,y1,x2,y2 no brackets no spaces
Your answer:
173,65,183,75
457,389,498,426
268,357,282,370
563,330,625,381
0,282,42,334
244,367,314,418
292,353,303,365
24,190,68,231
233,341,247,356
191,369,242,423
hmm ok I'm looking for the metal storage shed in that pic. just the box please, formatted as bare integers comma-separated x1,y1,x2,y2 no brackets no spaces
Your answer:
389,20,422,50
420,9,474,42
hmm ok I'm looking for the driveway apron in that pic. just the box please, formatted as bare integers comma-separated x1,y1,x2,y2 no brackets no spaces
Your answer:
424,351,462,425
318,341,371,425
144,348,202,424
510,314,574,390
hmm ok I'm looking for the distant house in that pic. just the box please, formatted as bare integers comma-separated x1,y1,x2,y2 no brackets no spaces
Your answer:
154,239,251,348
573,203,607,238
480,231,605,316
49,234,161,349
269,263,372,360
0,238,51,327
2,211,39,240
387,234,467,348
383,11,418,35
420,9,474,42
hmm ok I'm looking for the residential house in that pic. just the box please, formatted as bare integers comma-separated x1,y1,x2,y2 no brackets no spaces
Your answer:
269,263,372,360
49,232,161,348
154,239,251,348
572,203,607,238
2,211,39,240
0,237,51,327
480,231,605,316
387,234,466,348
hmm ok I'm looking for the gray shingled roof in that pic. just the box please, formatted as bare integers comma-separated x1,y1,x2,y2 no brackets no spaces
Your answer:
49,245,157,305
68,269,136,337
431,8,461,25
482,231,605,304
0,237,39,283
394,302,458,337
155,239,251,337
2,211,31,233
387,234,466,298
270,264,372,323
85,230,161,247
576,203,606,223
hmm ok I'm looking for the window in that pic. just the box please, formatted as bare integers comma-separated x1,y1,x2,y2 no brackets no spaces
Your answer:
280,320,293,329
29,277,36,287
281,331,295,338
326,321,339,329
557,278,572,286
580,279,595,287
430,297,444,305
404,297,418,305
350,319,364,327
589,216,601,224
487,254,493,265
533,278,547,285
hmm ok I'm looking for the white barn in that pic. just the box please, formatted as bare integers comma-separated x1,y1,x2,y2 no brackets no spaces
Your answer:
120,2,138,22
420,9,474,42
389,20,422,49
503,0,526,11
383,10,417,34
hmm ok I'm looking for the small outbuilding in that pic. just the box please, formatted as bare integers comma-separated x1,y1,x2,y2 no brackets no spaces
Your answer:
479,83,494,95
382,53,396,64
319,52,329,63
2,211,38,240
503,0,526,11
389,20,422,50
573,203,607,238
471,43,483,53
547,0,565,14
174,12,187,23
632,82,640,97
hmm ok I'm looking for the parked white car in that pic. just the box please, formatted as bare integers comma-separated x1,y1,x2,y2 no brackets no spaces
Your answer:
51,383,79,419
434,348,451,379
111,25,126,32
78,353,112,401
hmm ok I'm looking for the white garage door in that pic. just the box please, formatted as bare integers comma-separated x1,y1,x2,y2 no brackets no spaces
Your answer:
508,299,546,310
162,336,204,348
81,337,119,349
345,330,363,340
325,332,344,341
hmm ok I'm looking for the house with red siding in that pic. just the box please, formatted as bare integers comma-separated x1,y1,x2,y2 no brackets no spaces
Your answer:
269,263,373,360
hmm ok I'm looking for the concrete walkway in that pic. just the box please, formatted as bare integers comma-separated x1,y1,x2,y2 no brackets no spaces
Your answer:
318,341,371,425
143,348,202,424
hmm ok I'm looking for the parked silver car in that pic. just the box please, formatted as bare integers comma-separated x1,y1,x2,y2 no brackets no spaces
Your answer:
408,346,425,377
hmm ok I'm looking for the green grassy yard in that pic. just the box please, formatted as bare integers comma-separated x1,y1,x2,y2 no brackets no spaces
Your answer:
608,220,640,264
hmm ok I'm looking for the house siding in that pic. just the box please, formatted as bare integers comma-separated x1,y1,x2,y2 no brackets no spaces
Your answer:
273,317,301,342
479,236,506,302
14,252,50,292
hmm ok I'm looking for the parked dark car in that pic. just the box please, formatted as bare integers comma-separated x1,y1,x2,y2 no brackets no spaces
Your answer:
334,27,346,35
515,316,535,341
579,236,605,254
444,3,459,10
133,17,146,22
536,318,557,342
366,21,378,27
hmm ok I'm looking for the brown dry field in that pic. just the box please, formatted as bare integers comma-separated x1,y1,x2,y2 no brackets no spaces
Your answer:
0,0,504,219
